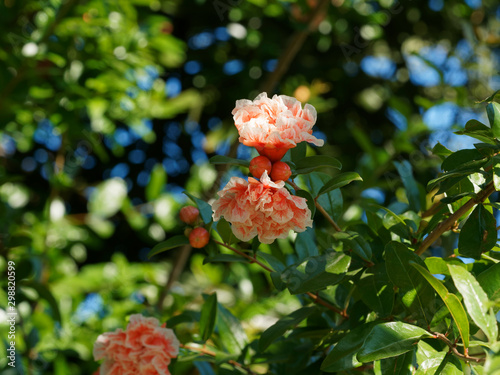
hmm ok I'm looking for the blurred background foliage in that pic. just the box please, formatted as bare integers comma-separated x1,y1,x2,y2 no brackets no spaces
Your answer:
0,0,499,373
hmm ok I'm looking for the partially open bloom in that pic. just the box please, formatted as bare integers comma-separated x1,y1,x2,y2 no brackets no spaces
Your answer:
232,92,324,161
93,314,179,375
211,171,313,244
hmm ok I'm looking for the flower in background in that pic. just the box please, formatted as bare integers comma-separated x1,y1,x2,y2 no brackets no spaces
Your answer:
232,92,323,161
211,171,313,244
93,314,179,375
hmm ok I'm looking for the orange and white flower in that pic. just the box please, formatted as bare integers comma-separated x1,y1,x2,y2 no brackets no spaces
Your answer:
93,314,179,375
232,92,324,161
211,171,313,244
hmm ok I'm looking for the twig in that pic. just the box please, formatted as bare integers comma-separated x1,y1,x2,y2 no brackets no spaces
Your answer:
260,0,330,94
433,332,485,363
416,182,495,255
213,240,347,317
156,245,192,311
181,344,257,375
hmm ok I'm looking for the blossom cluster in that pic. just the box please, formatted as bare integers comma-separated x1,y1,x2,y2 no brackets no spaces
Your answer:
93,314,179,375
212,92,323,243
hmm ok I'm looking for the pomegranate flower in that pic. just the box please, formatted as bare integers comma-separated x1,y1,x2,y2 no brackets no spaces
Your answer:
211,171,313,244
232,92,324,161
93,314,179,375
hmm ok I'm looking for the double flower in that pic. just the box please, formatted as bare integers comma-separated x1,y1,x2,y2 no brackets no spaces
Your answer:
211,92,324,244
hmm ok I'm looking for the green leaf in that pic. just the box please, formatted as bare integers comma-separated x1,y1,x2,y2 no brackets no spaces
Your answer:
410,262,470,348
291,141,307,163
384,242,435,325
209,155,249,168
455,120,496,144
477,89,500,103
217,303,248,355
146,164,167,201
279,251,351,294
333,231,372,262
203,254,250,264
415,352,463,375
458,204,497,259
487,102,500,138
20,280,62,324
477,263,500,301
321,322,378,372
380,349,414,375
295,228,319,260
448,265,498,343
357,322,432,362
303,172,343,221
185,192,213,224
441,149,486,172
493,156,500,191
148,235,189,258
295,189,316,217
318,172,363,196
216,218,233,244
356,263,394,317
293,155,342,175
393,160,421,212
432,142,453,161
200,293,218,342
259,306,316,351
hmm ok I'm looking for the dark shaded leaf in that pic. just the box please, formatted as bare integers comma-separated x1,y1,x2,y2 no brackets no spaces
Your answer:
185,192,213,224
200,293,218,342
394,160,422,212
458,204,497,259
333,231,372,262
487,102,500,138
148,235,189,258
318,172,363,196
294,155,342,175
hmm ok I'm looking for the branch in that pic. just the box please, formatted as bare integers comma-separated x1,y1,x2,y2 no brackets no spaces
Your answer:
213,240,347,317
180,344,257,375
433,332,485,363
416,182,495,255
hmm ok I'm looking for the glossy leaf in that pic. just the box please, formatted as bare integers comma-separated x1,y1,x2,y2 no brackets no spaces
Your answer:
259,306,316,351
492,155,500,191
209,155,250,168
333,231,372,262
384,242,434,325
295,228,319,260
293,155,342,175
295,189,316,217
279,251,351,294
477,263,500,301
458,204,497,259
448,265,498,343
356,263,394,317
303,172,343,221
411,262,469,348
415,352,462,375
487,102,500,139
357,322,432,362
318,172,363,196
380,349,414,375
441,149,485,172
185,192,213,224
200,293,218,342
216,218,233,244
455,120,496,144
148,235,189,258
321,322,378,372
394,160,421,212
217,303,248,355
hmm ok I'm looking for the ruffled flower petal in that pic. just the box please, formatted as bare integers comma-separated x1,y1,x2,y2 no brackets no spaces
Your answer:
232,92,324,161
93,314,179,375
211,171,313,244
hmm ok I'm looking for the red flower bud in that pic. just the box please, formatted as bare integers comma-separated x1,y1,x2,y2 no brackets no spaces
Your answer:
270,161,292,181
179,206,200,225
189,227,210,248
249,156,272,179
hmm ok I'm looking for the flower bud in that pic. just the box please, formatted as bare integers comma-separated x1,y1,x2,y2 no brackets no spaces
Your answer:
179,206,200,225
189,227,210,248
249,156,272,179
270,161,292,181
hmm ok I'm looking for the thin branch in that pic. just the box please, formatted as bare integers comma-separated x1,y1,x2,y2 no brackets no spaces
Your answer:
181,344,257,375
433,332,485,363
213,240,273,272
416,182,495,255
213,240,347,318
